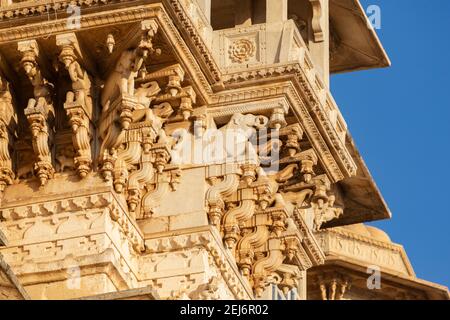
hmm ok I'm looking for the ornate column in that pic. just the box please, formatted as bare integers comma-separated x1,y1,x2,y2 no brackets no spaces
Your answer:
18,40,55,186
56,33,94,178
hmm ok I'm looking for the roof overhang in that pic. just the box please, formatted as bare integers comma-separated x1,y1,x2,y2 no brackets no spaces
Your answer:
310,260,450,300
329,0,391,73
324,131,392,228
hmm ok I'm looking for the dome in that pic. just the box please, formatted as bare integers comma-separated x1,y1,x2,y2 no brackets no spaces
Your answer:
365,226,391,243
341,224,392,243
342,223,371,237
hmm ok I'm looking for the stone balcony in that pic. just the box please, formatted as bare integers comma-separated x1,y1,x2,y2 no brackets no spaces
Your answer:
211,19,348,144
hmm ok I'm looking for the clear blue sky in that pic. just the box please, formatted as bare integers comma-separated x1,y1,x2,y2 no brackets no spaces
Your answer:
331,0,450,287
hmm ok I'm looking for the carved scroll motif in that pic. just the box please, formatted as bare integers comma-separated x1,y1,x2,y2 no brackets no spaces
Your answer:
140,166,181,219
18,40,55,186
206,172,240,228
223,186,257,250
204,114,335,297
252,238,285,297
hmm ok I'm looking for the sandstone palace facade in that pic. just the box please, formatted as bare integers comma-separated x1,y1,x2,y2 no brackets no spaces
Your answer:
0,0,447,300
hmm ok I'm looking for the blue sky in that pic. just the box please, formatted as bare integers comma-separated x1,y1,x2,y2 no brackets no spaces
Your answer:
331,0,450,287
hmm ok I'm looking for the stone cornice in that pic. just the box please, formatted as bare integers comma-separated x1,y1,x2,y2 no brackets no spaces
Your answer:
316,228,416,277
0,2,215,102
143,225,254,299
163,0,222,85
210,81,347,182
0,0,140,20
221,63,357,179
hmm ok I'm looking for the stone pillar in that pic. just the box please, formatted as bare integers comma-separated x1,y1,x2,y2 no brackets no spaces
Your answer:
308,0,330,87
297,271,308,300
234,0,253,27
266,0,288,24
196,0,211,23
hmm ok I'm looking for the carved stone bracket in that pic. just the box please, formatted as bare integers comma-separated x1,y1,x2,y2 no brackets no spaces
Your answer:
57,33,94,178
309,0,324,43
18,40,55,186
205,164,242,228
222,182,257,250
140,171,170,219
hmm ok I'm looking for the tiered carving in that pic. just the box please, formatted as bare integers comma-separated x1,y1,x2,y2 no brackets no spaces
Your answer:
140,166,181,218
0,76,17,197
201,112,338,297
99,20,195,220
201,112,293,297
57,33,94,178
18,40,55,186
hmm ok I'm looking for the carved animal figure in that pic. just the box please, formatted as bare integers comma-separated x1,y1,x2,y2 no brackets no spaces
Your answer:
313,195,343,230
0,77,16,126
61,55,92,111
171,113,269,165
22,61,53,103
135,81,160,108
55,146,75,173
16,151,35,180
101,49,145,111
219,113,268,160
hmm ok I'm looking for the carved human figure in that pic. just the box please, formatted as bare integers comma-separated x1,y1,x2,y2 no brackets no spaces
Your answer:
22,60,54,114
101,48,147,111
313,195,343,230
60,52,92,109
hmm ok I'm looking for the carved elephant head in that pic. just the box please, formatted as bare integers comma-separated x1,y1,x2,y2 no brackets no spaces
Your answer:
224,113,269,132
219,113,269,162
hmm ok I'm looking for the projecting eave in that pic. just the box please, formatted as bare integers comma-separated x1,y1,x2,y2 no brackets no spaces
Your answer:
318,259,450,300
329,0,391,74
323,131,392,228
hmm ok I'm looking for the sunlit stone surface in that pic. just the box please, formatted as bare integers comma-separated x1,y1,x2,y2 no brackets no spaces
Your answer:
0,0,447,300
